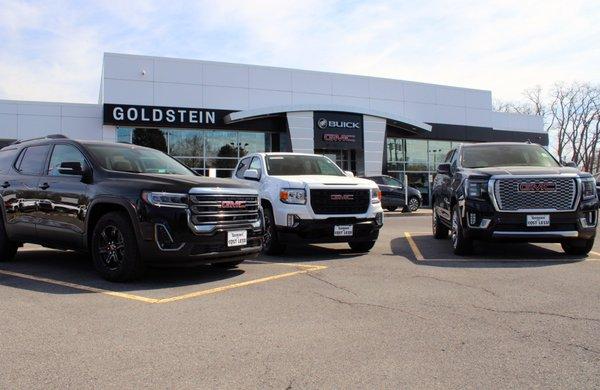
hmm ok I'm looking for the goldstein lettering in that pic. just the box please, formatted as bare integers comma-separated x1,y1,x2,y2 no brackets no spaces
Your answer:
108,105,218,126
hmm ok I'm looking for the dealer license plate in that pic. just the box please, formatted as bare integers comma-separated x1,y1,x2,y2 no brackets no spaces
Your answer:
227,230,247,247
334,225,354,237
526,215,550,227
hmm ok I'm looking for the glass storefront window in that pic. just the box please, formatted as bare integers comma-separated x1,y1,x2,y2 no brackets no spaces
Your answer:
428,141,452,170
386,138,405,164
169,129,204,157
116,127,132,143
238,131,269,157
132,128,168,153
405,139,428,171
205,130,238,158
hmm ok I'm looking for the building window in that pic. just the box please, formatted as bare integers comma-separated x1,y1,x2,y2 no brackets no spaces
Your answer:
116,127,275,178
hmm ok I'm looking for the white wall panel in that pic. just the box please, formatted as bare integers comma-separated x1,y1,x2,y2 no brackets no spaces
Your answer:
404,102,435,123
0,114,18,138
404,82,436,104
331,95,370,108
61,117,103,140
286,111,313,153
249,89,292,107
292,93,332,105
154,82,203,107
363,115,386,175
104,55,154,81
292,71,331,94
368,78,403,101
103,79,154,105
0,101,18,114
18,103,61,116
154,58,203,84
465,90,492,109
61,104,102,118
249,67,291,91
203,86,248,110
203,63,248,88
18,115,61,139
436,87,466,107
369,98,404,116
436,105,466,125
465,108,492,128
331,74,370,98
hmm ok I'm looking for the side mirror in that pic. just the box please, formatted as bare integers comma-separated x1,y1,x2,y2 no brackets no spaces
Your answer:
345,171,355,177
437,163,451,175
563,161,577,168
243,169,260,181
58,161,83,176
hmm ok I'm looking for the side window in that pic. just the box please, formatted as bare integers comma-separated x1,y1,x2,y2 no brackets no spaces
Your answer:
235,157,251,179
370,177,383,185
0,148,19,174
451,149,459,169
48,145,87,176
249,156,262,172
383,177,402,187
15,145,50,175
444,149,455,163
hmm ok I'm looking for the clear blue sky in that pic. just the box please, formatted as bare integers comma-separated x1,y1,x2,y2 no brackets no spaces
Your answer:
0,0,598,104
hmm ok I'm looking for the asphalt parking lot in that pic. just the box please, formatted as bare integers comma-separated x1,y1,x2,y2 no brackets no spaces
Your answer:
1,215,599,389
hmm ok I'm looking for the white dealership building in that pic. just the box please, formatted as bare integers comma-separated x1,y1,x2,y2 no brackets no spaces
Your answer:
0,53,545,205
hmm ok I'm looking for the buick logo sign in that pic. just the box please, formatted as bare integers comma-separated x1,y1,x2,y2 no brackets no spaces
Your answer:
317,118,328,129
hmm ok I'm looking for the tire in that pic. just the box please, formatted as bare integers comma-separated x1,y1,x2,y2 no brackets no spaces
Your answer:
402,196,420,213
262,206,286,255
386,206,398,212
211,260,244,269
451,206,473,255
432,206,449,239
0,218,17,262
561,238,594,256
348,240,376,252
91,212,145,282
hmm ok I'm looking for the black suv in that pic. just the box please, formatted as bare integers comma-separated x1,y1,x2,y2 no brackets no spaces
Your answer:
0,135,263,281
432,142,598,255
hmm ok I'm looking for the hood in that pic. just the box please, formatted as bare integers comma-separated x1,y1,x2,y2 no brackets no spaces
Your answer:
466,166,582,177
107,172,254,192
273,175,377,188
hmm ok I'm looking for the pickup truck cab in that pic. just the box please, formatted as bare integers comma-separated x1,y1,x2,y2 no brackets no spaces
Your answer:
432,142,598,255
233,153,384,254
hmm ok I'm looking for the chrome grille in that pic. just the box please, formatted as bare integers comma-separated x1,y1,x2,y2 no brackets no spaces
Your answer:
189,192,260,227
493,177,577,211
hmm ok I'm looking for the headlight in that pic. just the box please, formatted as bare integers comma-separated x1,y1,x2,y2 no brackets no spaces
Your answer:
581,178,597,200
280,188,306,204
465,179,488,199
142,191,189,208
371,188,382,204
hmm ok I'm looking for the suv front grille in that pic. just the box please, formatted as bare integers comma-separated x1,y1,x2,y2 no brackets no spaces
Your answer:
189,194,260,226
493,177,577,211
310,189,370,215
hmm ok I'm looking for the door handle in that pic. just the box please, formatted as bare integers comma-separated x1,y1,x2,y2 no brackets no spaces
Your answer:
39,183,50,190
1,182,9,188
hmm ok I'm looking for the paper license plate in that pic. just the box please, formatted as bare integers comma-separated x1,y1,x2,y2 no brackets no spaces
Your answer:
526,215,550,227
227,230,247,247
334,225,354,237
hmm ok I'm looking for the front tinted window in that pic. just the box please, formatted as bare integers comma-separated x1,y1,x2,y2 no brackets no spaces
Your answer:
48,145,87,176
17,145,50,175
383,177,403,187
235,157,251,179
265,155,345,176
0,148,19,174
87,144,193,175
461,145,559,168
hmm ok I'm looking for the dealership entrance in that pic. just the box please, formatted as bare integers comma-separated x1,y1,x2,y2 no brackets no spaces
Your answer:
316,149,357,172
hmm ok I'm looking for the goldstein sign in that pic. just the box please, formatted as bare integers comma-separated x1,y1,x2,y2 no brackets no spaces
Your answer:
314,111,364,150
103,104,232,128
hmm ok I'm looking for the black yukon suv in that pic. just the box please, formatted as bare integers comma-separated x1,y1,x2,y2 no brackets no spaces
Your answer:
432,142,598,255
0,135,263,281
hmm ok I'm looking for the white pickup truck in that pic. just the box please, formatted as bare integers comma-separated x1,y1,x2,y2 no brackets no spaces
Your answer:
233,153,384,254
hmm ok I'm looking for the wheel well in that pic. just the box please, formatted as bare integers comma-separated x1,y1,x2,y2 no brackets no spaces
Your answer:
86,203,132,249
261,198,273,212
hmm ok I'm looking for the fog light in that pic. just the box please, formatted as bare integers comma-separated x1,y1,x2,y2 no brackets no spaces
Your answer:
375,212,384,226
580,211,597,228
468,212,477,226
287,214,300,228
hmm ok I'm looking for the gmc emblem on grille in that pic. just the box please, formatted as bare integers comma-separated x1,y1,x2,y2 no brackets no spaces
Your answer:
518,182,557,192
330,194,354,201
220,200,246,209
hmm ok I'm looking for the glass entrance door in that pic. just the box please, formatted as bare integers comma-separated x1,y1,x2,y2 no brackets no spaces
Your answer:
315,149,356,172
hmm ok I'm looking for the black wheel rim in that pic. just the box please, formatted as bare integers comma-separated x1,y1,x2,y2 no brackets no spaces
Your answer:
409,198,419,211
97,225,125,271
451,211,458,249
263,213,274,251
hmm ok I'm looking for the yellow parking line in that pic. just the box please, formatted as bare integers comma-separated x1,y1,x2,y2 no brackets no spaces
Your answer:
0,262,327,304
0,269,159,303
404,232,424,261
157,264,326,304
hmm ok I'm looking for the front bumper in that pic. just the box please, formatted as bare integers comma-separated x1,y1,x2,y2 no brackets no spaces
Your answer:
276,216,382,243
136,206,263,265
460,198,598,242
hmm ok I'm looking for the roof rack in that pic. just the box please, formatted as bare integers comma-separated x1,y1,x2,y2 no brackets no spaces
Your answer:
11,134,68,145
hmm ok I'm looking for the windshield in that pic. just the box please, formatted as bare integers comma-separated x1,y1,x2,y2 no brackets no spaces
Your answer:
265,155,345,176
461,144,559,168
87,144,194,175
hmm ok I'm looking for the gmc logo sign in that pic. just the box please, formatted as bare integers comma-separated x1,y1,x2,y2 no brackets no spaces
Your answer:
323,134,356,142
330,194,354,201
220,200,247,209
518,182,557,192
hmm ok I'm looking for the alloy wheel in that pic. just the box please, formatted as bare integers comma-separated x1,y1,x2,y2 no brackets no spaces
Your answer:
409,197,419,212
97,225,125,271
